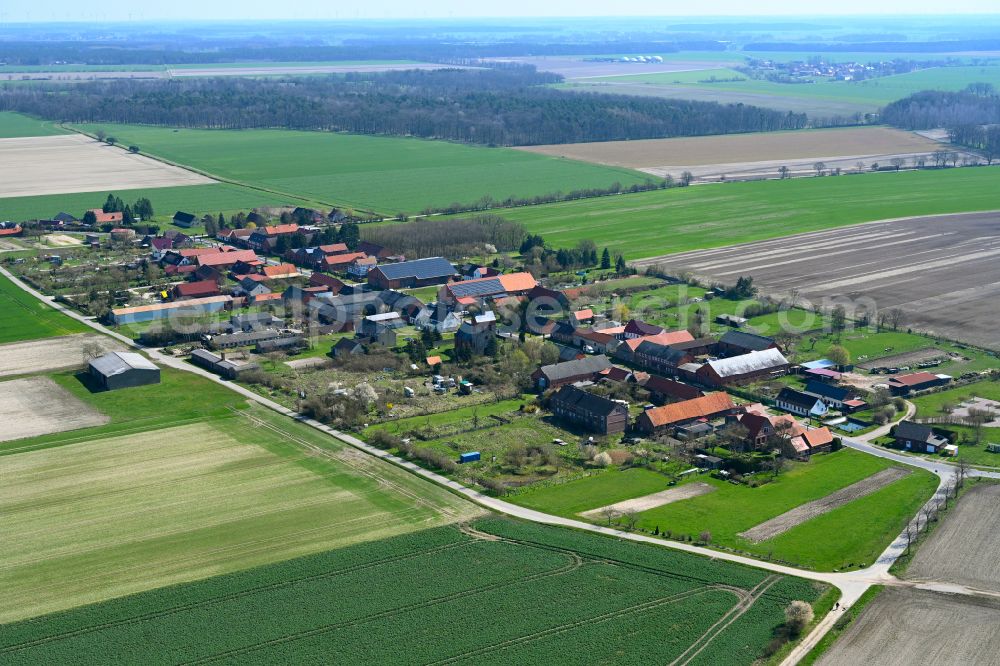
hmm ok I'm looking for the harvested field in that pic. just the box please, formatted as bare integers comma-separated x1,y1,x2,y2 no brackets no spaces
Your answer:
635,212,1000,350
906,483,1000,593
0,134,214,199
517,127,951,182
818,588,1000,666
0,333,122,377
580,482,714,518
856,347,949,370
0,376,107,442
738,467,910,543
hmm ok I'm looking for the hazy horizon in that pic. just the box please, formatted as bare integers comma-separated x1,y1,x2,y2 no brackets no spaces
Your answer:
2,1,999,23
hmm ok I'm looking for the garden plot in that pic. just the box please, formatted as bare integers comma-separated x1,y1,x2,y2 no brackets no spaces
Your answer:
856,347,948,370
738,468,910,543
0,134,213,198
0,333,122,377
580,482,714,519
906,483,1000,593
0,376,107,441
819,588,1000,666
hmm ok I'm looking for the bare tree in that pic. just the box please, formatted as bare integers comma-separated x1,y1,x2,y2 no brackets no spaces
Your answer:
890,157,905,171
600,506,617,526
813,161,826,176
957,457,971,489
80,340,105,367
622,509,639,531
886,308,906,331
967,408,994,445
855,160,865,173
778,165,790,179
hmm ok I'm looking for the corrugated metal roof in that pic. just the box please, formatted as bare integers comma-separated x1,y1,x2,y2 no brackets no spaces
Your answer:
89,351,158,377
707,348,789,378
538,355,611,382
720,330,776,351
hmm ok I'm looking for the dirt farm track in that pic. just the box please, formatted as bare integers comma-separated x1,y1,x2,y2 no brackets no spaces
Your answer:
635,211,1000,350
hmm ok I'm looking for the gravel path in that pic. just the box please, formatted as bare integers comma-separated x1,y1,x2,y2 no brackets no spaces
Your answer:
739,467,910,543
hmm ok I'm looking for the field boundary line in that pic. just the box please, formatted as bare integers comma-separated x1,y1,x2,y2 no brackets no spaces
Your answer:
0,538,476,654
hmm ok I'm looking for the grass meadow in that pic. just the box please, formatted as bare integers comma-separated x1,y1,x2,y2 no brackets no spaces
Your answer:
0,405,477,623
0,273,89,343
0,517,826,665
68,123,650,215
632,449,937,571
0,111,68,138
498,166,1000,259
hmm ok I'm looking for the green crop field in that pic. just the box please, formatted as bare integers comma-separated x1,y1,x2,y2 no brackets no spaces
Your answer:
0,111,68,138
497,167,1000,259
0,273,89,343
0,517,826,665
631,449,936,571
67,123,650,215
0,405,477,623
563,64,1000,116
0,182,296,225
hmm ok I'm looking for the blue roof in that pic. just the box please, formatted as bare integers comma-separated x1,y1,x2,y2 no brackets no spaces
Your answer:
801,359,836,370
375,257,455,281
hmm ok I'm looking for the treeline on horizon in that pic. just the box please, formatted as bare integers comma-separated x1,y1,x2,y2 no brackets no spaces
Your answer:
0,66,808,146
0,39,724,68
744,39,1000,53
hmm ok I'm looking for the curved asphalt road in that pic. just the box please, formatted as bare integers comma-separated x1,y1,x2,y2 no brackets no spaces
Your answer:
5,266,999,665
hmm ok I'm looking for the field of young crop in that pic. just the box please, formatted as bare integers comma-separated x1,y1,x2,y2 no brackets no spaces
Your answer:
633,449,937,571
67,123,650,215
0,517,826,665
0,406,477,623
0,273,89,343
0,112,68,138
0,182,295,225
498,166,1000,259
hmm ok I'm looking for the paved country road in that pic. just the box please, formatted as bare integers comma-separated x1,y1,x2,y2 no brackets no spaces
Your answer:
4,266,999,665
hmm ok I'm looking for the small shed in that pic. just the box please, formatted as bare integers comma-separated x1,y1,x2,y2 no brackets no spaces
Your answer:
88,352,160,391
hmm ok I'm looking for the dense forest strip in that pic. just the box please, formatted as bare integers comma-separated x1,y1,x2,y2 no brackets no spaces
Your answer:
1,67,808,146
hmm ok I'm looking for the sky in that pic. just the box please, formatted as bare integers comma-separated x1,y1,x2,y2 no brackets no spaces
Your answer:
2,0,999,22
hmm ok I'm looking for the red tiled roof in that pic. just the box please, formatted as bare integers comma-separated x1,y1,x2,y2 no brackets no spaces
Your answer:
642,393,735,428
323,252,368,268
262,224,299,236
180,247,230,257
197,249,259,267
426,355,442,366
318,243,349,254
573,308,594,320
262,263,299,278
173,280,221,299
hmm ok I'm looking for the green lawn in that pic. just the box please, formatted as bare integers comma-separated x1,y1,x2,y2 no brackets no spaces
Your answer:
0,111,68,138
577,64,1000,113
633,449,936,571
510,467,673,516
908,381,1000,467
0,516,825,665
0,367,250,455
0,272,89,343
0,182,297,225
68,123,650,215
0,405,477,624
500,166,1000,259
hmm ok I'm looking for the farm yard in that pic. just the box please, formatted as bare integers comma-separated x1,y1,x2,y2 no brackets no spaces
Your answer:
500,166,1000,260
0,134,214,198
67,123,651,215
0,333,121,377
518,126,948,182
817,588,1000,666
0,406,478,624
0,517,827,665
0,376,107,441
638,211,1000,350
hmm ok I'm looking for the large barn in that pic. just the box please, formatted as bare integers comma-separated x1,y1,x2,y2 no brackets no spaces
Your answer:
88,352,161,391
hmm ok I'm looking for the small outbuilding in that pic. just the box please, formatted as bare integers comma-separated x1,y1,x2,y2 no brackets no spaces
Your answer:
88,351,160,391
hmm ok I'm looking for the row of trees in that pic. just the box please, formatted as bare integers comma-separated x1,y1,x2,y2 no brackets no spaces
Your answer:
0,67,809,146
882,85,1000,131
360,214,526,259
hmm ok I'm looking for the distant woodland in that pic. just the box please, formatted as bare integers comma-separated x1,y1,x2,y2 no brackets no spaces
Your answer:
0,66,808,146
882,87,1000,130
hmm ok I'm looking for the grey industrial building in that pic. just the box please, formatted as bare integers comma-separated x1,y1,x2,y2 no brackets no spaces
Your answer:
88,352,161,391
